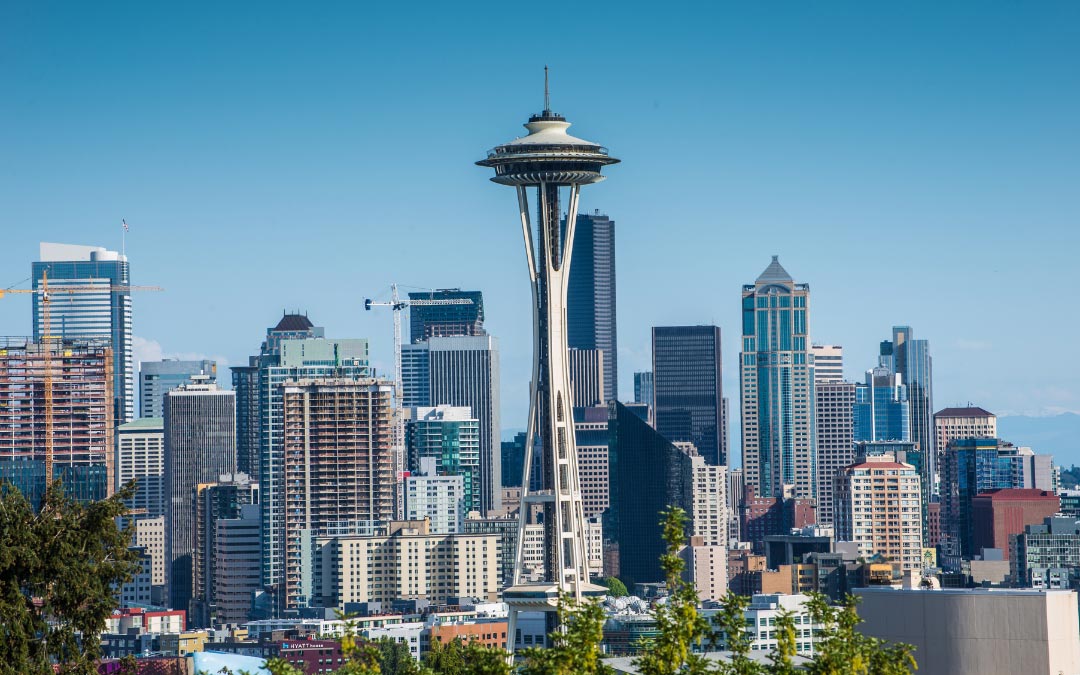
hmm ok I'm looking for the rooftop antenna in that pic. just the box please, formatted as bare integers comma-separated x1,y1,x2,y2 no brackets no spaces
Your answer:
544,65,550,112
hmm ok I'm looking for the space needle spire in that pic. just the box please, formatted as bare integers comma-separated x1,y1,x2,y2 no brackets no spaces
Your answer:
477,70,619,658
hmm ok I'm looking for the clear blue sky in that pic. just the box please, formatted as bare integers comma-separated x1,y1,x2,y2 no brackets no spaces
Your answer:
2,3,1078,447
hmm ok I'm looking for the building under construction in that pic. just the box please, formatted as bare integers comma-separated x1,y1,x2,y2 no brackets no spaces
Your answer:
281,377,397,611
0,337,115,504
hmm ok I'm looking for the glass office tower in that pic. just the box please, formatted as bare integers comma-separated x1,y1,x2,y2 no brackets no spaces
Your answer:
652,325,724,465
566,211,618,403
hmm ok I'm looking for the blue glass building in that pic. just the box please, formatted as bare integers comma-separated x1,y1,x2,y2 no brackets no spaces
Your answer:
740,257,815,499
880,327,934,491
853,368,910,444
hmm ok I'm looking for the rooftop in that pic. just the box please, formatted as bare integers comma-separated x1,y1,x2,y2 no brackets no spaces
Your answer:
973,488,1059,500
755,255,793,284
934,406,995,418
118,417,164,431
273,312,315,332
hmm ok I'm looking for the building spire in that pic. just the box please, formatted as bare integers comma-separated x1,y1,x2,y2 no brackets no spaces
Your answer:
544,65,550,113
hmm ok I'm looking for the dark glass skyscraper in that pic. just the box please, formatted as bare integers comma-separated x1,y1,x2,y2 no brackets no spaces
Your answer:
605,401,694,587
408,289,485,342
652,325,724,465
566,211,617,403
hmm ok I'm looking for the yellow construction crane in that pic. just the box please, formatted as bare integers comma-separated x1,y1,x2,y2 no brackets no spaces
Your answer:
0,270,162,480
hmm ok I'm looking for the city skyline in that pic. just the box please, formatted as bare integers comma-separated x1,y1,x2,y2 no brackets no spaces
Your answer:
2,3,1078,452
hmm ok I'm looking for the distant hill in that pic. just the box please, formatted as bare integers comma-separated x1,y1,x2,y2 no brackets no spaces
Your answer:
998,412,1080,467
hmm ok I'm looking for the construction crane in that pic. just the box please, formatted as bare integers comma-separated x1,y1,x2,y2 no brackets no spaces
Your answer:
363,283,474,398
0,270,162,481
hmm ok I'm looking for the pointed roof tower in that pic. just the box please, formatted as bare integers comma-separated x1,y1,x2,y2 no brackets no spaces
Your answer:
756,255,793,284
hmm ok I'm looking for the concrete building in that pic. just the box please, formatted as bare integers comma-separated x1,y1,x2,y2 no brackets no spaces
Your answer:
33,242,134,422
0,337,114,505
653,325,724,466
834,454,922,572
119,547,154,607
727,468,745,544
707,593,820,657
814,381,856,526
402,335,500,514
140,359,217,419
855,587,1080,675
1012,516,1080,588
568,347,605,408
574,405,610,519
282,378,396,610
134,516,166,601
567,211,618,404
463,514,520,587
405,457,465,534
972,489,1060,559
116,417,165,518
680,537,728,602
810,345,843,385
406,406,481,515
740,257,815,499
314,521,500,608
690,452,727,548
192,473,258,626
934,406,997,459
163,377,236,612
213,503,261,626
740,486,816,553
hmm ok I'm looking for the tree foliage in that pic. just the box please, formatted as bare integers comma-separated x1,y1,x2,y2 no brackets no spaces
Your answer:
0,480,141,675
599,577,628,598
802,594,917,675
517,596,611,675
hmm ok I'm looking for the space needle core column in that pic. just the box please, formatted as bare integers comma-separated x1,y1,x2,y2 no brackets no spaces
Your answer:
477,70,619,655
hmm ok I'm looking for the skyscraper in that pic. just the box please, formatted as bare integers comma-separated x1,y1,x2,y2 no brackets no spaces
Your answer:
256,336,370,604
652,325,724,465
117,417,165,519
633,371,653,407
401,335,500,514
854,368,910,443
140,359,217,419
281,378,396,610
406,405,481,515
405,457,466,534
934,406,997,457
192,473,258,627
814,381,856,526
32,243,134,422
810,345,843,385
880,327,934,488
0,337,114,505
231,313,326,481
568,347,604,408
740,257,815,499
566,211,618,403
164,377,236,613
408,289,485,342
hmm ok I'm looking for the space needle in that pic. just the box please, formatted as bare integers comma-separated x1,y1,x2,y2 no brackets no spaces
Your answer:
477,69,619,655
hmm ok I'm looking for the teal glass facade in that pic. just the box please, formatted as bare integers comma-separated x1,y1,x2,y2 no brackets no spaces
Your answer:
739,257,816,499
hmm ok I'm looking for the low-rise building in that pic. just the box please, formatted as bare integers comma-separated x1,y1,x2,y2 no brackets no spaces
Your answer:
1011,516,1080,588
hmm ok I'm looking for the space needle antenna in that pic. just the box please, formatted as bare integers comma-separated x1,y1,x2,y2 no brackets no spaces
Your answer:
544,65,550,112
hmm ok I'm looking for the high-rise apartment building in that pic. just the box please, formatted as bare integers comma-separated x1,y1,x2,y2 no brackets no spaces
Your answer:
193,473,258,627
934,406,997,457
254,333,369,604
164,378,236,613
810,345,843,385
854,368,910,443
689,452,727,548
740,257,815,499
834,454,923,572
566,211,618,403
408,289,485,342
401,335,500,514
32,243,134,422
814,382,856,526
727,468,745,543
574,405,610,519
568,348,605,408
116,417,165,518
231,313,326,481
879,327,933,488
140,359,217,419
405,458,465,534
281,378,396,610
941,438,1055,564
134,516,167,593
652,325,724,466
0,337,114,505
406,406,481,515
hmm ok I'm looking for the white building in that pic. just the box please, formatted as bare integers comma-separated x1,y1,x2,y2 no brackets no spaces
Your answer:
363,622,425,660
856,588,1080,675
814,381,856,526
680,537,728,602
690,454,727,548
810,345,844,385
116,417,165,518
405,457,466,534
934,406,997,454
834,454,923,572
134,516,166,588
705,593,820,656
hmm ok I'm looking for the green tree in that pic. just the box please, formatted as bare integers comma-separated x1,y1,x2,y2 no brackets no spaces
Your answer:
632,506,712,675
599,577,628,598
0,480,142,675
803,593,916,675
422,638,509,675
767,610,799,675
711,592,763,675
375,638,424,675
518,595,611,675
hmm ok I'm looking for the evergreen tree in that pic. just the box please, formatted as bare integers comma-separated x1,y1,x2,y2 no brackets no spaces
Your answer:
0,480,141,675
